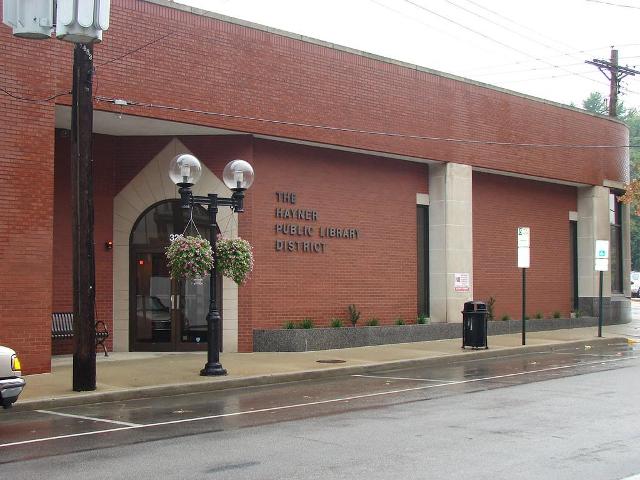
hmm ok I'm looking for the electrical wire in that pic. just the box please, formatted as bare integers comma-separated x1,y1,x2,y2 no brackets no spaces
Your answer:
94,95,637,149
586,0,640,9
0,86,71,103
400,0,607,88
442,0,584,65
97,31,176,68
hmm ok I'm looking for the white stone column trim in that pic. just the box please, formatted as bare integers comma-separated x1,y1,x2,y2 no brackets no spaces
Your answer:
112,138,239,352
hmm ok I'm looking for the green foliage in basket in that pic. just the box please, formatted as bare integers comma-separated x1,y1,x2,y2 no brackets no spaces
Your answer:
216,236,254,285
165,235,213,281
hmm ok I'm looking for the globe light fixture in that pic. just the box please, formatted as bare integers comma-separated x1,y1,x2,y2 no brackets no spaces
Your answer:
169,153,203,186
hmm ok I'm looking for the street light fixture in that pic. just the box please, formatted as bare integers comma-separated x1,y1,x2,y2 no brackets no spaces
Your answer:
169,154,254,376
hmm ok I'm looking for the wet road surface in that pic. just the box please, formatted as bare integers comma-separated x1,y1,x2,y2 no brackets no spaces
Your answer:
1,339,639,479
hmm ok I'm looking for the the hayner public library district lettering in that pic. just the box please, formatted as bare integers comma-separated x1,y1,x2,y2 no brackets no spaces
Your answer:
274,192,360,253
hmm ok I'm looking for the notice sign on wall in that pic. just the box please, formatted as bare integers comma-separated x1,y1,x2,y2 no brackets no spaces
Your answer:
454,273,470,292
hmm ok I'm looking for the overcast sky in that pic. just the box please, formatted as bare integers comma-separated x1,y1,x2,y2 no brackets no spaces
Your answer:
174,0,640,110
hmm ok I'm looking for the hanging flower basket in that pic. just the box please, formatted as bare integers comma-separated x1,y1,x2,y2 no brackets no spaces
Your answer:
165,235,214,282
216,236,254,285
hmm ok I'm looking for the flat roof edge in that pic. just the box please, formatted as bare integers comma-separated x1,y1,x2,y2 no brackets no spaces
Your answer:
142,1,625,125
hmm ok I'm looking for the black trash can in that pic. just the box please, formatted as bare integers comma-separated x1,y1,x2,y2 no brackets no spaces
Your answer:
462,301,488,349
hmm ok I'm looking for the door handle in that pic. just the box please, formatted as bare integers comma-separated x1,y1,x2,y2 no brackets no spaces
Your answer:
170,294,175,309
175,295,180,310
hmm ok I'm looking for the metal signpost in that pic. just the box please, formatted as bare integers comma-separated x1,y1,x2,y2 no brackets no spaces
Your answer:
517,227,530,345
595,240,609,337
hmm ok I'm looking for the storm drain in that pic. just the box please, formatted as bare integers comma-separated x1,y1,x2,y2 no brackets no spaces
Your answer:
316,359,346,364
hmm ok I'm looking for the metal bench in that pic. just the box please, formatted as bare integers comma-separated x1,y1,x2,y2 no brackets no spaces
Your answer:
51,312,109,357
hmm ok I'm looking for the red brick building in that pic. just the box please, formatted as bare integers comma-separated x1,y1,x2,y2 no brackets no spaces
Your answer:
0,0,630,373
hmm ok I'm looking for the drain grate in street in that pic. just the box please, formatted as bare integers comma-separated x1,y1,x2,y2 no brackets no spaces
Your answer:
316,359,346,364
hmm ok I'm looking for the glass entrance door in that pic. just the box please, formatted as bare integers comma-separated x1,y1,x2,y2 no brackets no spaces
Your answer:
130,200,221,352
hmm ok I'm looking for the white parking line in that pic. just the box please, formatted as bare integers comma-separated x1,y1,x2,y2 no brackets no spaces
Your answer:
1,355,637,449
352,374,456,383
36,410,141,427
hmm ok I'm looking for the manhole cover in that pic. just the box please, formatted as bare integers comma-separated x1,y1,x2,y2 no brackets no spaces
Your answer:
316,359,346,364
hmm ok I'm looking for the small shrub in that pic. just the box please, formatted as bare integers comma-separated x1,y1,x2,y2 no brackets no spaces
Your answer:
416,313,428,325
395,318,405,325
553,311,561,319
523,315,530,320
330,318,343,328
501,315,510,321
347,304,361,326
284,321,296,329
366,318,379,326
299,318,314,329
573,310,582,318
534,312,543,319
486,296,496,321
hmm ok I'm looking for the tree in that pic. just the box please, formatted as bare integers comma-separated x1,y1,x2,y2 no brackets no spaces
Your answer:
582,91,627,117
582,91,608,115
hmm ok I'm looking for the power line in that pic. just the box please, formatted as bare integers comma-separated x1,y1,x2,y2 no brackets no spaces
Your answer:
460,0,582,54
0,86,71,103
97,31,175,68
586,0,640,9
400,0,606,87
465,43,640,74
94,95,636,149
442,0,585,66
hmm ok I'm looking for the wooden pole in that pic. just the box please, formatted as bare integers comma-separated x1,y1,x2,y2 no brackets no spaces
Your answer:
71,43,96,391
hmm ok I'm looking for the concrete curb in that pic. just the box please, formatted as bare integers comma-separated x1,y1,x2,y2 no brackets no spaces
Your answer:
12,336,627,412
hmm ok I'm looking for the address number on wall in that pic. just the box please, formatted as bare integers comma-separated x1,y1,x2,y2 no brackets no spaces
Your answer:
169,234,184,242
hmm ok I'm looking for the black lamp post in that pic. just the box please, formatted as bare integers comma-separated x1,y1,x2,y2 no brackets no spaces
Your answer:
169,154,254,376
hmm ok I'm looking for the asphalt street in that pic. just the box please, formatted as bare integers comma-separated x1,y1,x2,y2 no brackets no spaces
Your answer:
0,336,639,479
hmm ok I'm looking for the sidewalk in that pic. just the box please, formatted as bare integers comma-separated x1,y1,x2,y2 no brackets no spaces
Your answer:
15,326,633,412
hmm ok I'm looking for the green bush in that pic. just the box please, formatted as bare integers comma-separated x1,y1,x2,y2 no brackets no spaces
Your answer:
553,311,561,319
330,318,343,328
534,312,543,319
486,296,496,321
347,304,361,326
416,313,428,325
501,315,510,321
283,321,296,329
366,318,379,326
299,318,314,329
395,318,405,325
523,315,530,320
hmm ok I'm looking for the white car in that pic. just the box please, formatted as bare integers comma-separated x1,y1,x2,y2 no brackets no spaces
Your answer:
631,272,640,298
0,346,25,409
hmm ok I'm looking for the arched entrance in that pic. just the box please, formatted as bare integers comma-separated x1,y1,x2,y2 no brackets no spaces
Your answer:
129,200,222,351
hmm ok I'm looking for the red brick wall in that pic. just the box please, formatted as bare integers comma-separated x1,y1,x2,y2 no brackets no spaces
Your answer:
238,139,429,350
0,20,59,373
52,132,118,355
472,172,577,319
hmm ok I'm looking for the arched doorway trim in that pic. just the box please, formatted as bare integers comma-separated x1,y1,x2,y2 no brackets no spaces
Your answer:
112,138,238,352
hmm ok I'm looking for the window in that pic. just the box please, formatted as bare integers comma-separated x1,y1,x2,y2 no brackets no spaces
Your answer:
609,193,623,294
417,206,429,316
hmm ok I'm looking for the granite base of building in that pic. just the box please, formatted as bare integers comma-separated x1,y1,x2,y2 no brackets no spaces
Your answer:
253,316,616,352
577,296,632,325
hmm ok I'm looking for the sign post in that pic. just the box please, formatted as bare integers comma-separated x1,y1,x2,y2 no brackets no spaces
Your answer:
594,240,609,337
517,227,530,345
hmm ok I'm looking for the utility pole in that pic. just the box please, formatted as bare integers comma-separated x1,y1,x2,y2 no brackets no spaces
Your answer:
71,43,96,391
586,48,640,117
